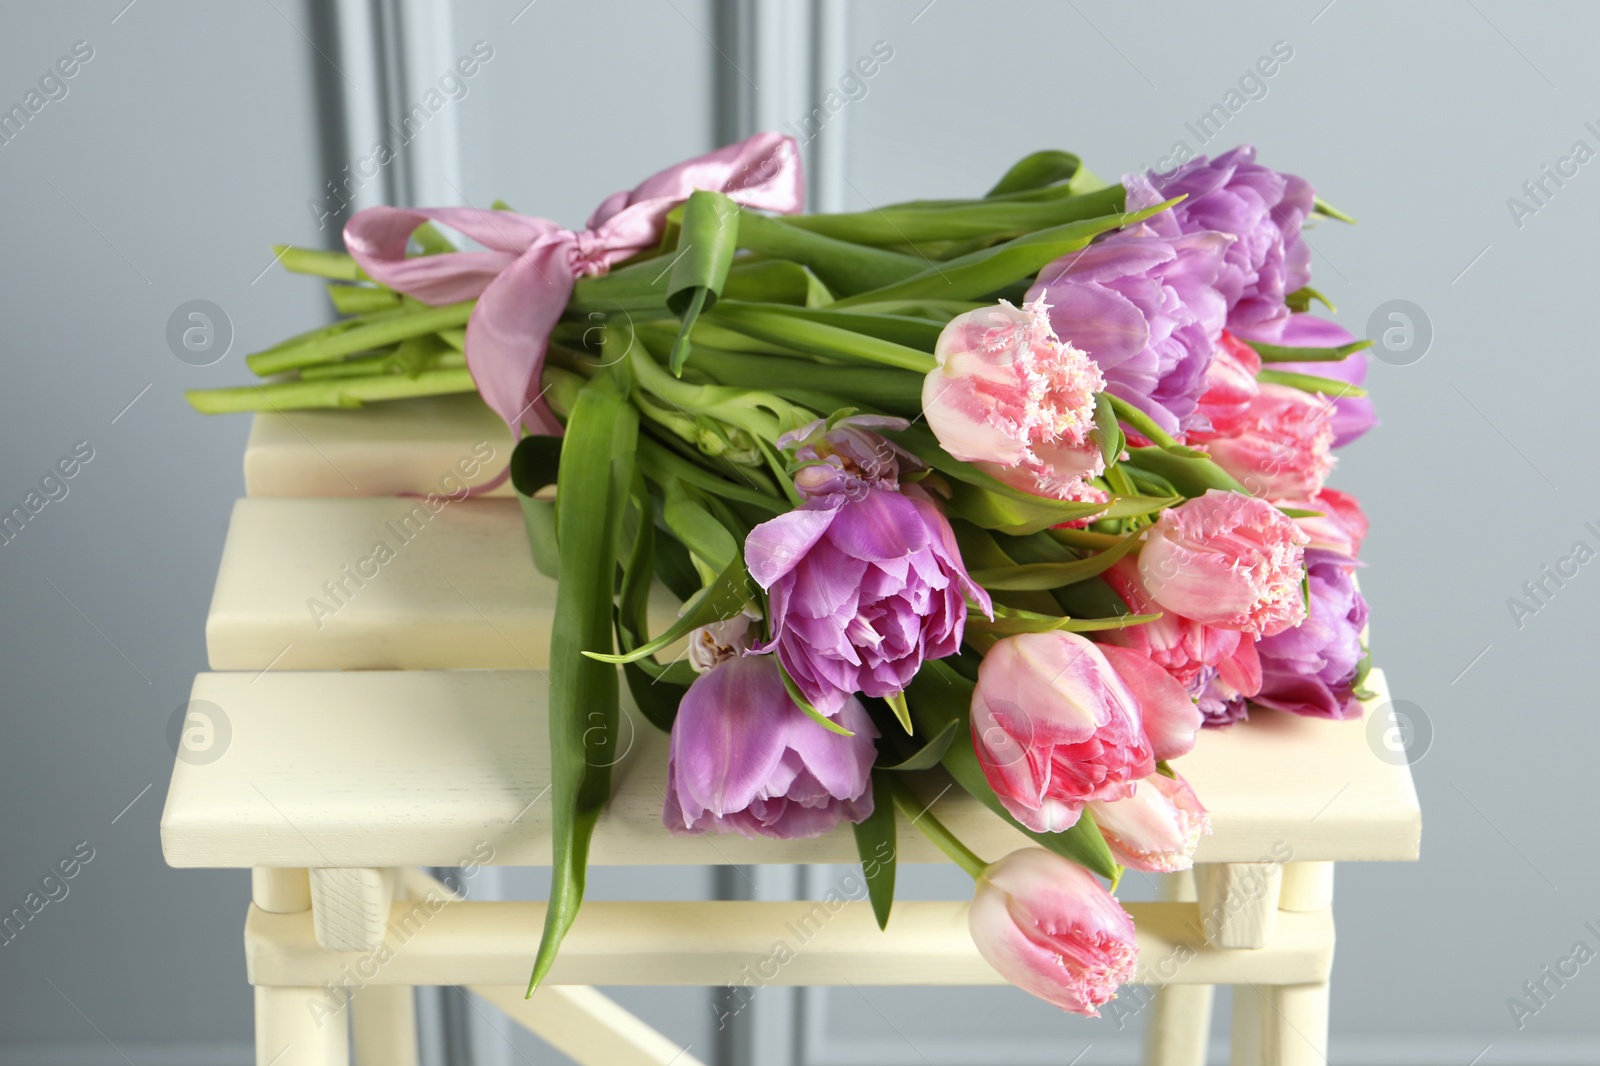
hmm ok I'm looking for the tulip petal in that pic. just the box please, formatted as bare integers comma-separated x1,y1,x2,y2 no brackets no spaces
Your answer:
669,656,791,818
1096,643,1201,762
745,503,839,588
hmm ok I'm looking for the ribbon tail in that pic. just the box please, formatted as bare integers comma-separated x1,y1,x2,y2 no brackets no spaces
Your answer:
466,239,574,437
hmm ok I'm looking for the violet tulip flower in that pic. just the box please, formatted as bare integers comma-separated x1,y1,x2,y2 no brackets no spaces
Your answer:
922,298,1106,500
968,848,1138,1017
969,631,1172,833
745,486,990,716
1257,313,1378,447
663,654,878,839
1126,145,1314,338
1026,223,1230,440
1138,490,1309,639
1252,549,1370,720
1088,771,1212,873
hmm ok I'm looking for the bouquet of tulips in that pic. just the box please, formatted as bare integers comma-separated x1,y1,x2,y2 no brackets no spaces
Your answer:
189,132,1376,1017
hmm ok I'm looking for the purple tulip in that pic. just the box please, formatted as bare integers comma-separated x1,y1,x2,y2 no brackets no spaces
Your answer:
1026,224,1230,439
1125,145,1313,338
1253,314,1378,447
1194,666,1251,727
1251,549,1369,720
745,486,990,715
778,414,918,501
663,653,878,839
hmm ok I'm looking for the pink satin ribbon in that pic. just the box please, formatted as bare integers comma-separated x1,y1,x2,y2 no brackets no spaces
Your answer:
343,131,804,437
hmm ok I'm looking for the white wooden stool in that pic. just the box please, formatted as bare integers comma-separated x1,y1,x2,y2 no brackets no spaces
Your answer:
161,396,1421,1066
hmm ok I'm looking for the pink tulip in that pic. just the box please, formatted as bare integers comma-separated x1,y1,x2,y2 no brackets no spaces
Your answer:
1102,557,1264,700
1282,486,1368,556
968,848,1138,1017
1138,490,1309,638
970,631,1154,833
923,299,1107,500
1095,641,1202,762
1204,383,1335,499
1188,331,1261,442
1089,772,1212,873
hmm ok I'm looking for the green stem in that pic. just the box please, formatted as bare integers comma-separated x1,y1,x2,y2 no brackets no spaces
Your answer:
706,303,936,373
1105,394,1207,458
887,775,988,881
249,301,475,375
736,210,927,295
185,367,476,414
780,184,1126,246
1047,526,1126,551
273,245,364,280
1256,368,1367,397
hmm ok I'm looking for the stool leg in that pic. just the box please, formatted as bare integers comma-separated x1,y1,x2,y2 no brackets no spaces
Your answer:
351,872,418,1066
1264,862,1334,1065
1143,870,1213,1066
256,986,351,1066
1229,984,1264,1066
352,987,418,1066
253,868,350,1066
1260,983,1329,1066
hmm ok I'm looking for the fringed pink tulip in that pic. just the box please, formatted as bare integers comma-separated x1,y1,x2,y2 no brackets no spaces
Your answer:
1204,383,1335,499
968,848,1138,1017
1138,490,1309,638
969,631,1154,833
1188,331,1262,442
922,299,1107,500
1102,558,1264,702
1089,772,1213,873
1283,486,1368,557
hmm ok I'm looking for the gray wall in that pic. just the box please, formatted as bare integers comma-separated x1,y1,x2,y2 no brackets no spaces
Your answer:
2,1,1597,1063
0,1,322,1061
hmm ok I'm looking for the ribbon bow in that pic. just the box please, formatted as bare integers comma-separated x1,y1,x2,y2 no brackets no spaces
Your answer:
343,131,805,436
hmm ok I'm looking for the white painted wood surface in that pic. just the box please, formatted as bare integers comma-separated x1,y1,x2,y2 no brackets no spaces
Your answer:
1143,870,1213,1066
1257,982,1329,1066
310,867,396,953
244,395,513,499
256,985,349,1066
253,867,312,914
1195,863,1283,950
351,986,418,1066
161,668,1419,868
199,406,1413,1066
1279,862,1336,913
243,899,1334,989
474,986,710,1066
206,497,685,671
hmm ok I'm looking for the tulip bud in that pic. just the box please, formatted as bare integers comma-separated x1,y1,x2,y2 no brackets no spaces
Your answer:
686,613,758,674
778,413,918,502
968,848,1138,1017
1089,771,1212,873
